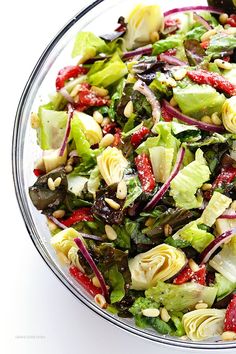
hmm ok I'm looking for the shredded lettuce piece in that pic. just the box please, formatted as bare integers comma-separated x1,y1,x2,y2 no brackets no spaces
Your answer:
123,176,142,209
179,221,214,252
206,32,236,59
87,166,101,198
70,115,94,158
149,146,174,183
152,35,182,55
108,265,125,304
201,192,232,227
170,149,210,209
215,273,236,301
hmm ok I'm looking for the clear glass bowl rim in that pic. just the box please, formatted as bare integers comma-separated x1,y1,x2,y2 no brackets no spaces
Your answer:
12,0,236,350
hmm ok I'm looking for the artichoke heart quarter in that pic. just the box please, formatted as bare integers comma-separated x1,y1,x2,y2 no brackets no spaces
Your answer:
129,244,186,290
182,309,226,341
222,96,236,133
97,147,128,186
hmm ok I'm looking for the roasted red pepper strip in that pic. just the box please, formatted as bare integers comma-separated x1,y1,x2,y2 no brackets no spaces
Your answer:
205,166,236,200
187,70,236,96
200,40,209,49
130,126,150,148
161,105,173,122
112,128,122,147
69,266,102,297
103,123,118,135
135,153,155,193
173,264,206,285
56,65,87,91
224,294,236,332
33,168,44,177
60,208,93,227
79,89,109,107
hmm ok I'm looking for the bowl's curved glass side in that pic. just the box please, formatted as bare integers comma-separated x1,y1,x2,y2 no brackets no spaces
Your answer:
12,0,236,349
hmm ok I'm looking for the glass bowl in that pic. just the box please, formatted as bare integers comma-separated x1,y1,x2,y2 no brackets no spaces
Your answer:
12,0,236,349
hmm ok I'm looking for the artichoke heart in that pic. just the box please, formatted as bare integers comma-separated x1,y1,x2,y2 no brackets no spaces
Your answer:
129,244,186,290
68,246,84,272
222,96,236,133
51,228,85,256
73,111,103,145
97,147,128,186
182,309,226,341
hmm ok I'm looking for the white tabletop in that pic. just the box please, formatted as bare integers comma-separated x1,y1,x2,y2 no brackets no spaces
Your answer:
1,0,233,353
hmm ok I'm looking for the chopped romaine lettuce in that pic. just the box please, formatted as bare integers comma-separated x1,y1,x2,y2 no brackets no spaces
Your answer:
215,273,236,301
170,149,210,209
88,52,128,87
186,25,207,41
149,146,174,183
179,221,214,252
108,265,125,304
123,176,142,209
206,33,236,59
152,35,183,56
201,192,232,227
70,115,94,158
187,133,227,147
210,240,236,283
87,166,101,197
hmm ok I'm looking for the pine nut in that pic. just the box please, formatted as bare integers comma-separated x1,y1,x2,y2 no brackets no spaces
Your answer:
219,13,229,25
65,165,73,173
188,259,199,272
231,201,236,211
164,224,172,237
160,308,171,322
92,276,101,288
214,59,232,70
201,115,212,124
201,29,217,42
201,183,212,191
52,209,65,219
47,218,57,232
91,86,109,97
173,69,187,81
195,302,208,310
142,308,160,317
48,177,55,191
94,294,107,309
221,331,236,341
105,225,117,241
166,77,177,87
170,97,177,107
101,117,111,127
99,134,114,148
145,217,155,227
93,110,103,124
124,100,134,118
150,31,160,43
30,112,40,129
116,180,127,200
211,112,222,126
105,198,120,210
54,177,62,188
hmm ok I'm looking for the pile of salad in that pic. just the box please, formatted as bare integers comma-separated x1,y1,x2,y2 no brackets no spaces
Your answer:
29,2,236,342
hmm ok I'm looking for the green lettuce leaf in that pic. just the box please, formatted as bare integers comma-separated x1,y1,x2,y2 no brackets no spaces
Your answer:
187,133,227,147
71,31,108,63
206,33,236,58
88,52,128,87
87,166,101,197
186,25,207,41
129,297,160,316
123,176,142,209
108,265,125,304
152,35,182,55
173,83,226,119
200,191,232,227
70,115,94,158
170,149,210,209
179,221,214,252
215,273,236,301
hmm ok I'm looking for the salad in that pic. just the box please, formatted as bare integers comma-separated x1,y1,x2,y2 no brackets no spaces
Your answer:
29,2,236,342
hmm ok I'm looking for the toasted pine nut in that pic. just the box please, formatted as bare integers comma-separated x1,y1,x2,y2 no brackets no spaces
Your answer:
92,276,101,288
164,224,172,237
214,59,232,70
91,86,109,97
116,180,127,200
219,13,229,25
201,29,217,42
145,217,155,227
30,112,40,129
188,259,199,272
221,331,236,341
211,112,222,126
195,302,208,310
166,77,177,87
54,177,62,188
201,115,212,124
231,201,236,211
93,111,103,124
48,177,55,191
170,97,177,107
65,165,73,173
160,308,171,322
94,294,107,309
99,134,114,148
142,308,160,317
201,183,212,191
150,31,160,43
105,198,120,210
101,117,111,127
105,225,117,241
173,69,187,81
47,218,57,232
124,100,134,118
52,209,65,219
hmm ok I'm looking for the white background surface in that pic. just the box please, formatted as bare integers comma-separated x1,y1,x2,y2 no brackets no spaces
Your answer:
1,0,234,353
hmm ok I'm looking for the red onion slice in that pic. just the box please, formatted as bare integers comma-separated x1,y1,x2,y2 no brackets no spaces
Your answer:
144,147,185,211
162,100,225,133
49,216,67,230
123,45,153,60
59,87,75,104
219,213,236,219
59,104,74,157
133,79,161,124
193,12,212,31
200,228,236,264
159,54,187,66
164,6,224,17
74,237,109,299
